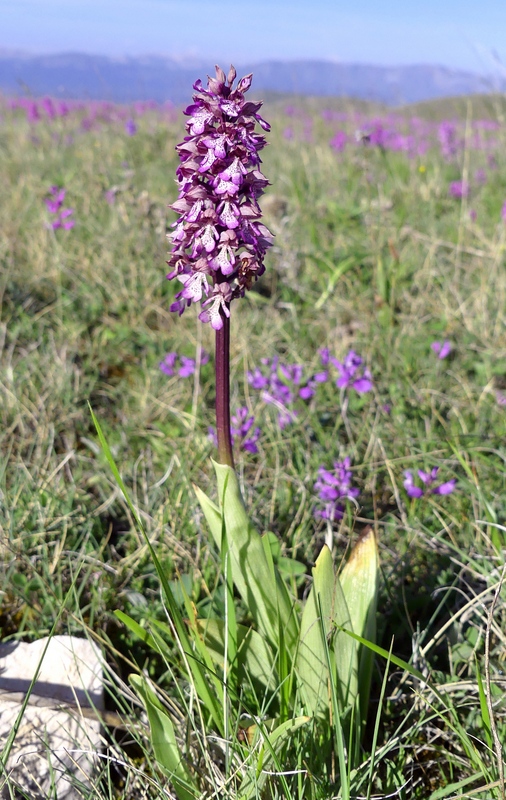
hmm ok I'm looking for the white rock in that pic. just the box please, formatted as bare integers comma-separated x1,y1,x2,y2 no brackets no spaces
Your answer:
0,635,104,799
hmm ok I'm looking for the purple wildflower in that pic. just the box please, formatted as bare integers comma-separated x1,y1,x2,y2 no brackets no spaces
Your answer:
496,391,506,407
438,121,459,159
448,181,469,199
125,119,137,136
159,350,209,377
159,352,178,376
247,357,301,428
45,186,75,230
403,468,456,499
299,371,328,400
166,65,273,331
330,350,373,394
209,406,261,454
231,406,261,453
431,340,451,359
314,457,359,522
178,356,198,377
330,131,347,152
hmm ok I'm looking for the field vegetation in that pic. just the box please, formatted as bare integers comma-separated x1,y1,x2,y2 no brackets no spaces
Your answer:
1,88,505,798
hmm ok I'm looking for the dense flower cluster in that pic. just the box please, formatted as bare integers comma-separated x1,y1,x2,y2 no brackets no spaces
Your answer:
45,186,75,230
247,349,372,429
248,357,327,428
403,468,456,498
314,457,359,522
166,65,274,330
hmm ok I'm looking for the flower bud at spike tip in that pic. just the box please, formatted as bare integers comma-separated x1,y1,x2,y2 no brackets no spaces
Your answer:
166,64,273,329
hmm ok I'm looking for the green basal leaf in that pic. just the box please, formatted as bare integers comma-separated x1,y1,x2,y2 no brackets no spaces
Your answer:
332,570,357,714
277,556,307,577
296,544,335,718
195,462,298,656
195,618,278,691
338,528,379,726
263,531,282,561
193,484,222,544
130,674,198,800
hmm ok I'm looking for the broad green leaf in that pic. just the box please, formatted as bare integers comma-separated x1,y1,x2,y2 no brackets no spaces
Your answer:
277,556,307,577
332,572,357,713
339,528,378,641
238,715,310,799
193,484,222,543
196,462,298,656
130,674,198,800
118,609,225,729
296,545,335,717
195,618,278,690
339,527,379,726
263,531,281,561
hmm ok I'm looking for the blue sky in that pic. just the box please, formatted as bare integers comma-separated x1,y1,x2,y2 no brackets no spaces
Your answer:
1,0,506,73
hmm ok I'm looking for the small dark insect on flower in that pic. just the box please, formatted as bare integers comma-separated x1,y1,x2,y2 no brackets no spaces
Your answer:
166,65,274,330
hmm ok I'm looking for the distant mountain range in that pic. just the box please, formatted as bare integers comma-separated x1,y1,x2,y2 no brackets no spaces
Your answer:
0,51,500,106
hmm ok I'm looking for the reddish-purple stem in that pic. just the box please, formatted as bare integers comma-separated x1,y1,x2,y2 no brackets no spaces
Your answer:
215,311,234,468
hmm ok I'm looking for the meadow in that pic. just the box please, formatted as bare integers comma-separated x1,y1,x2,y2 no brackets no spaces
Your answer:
1,85,506,799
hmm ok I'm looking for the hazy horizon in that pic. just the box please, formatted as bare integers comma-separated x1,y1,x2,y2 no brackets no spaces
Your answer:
1,0,506,77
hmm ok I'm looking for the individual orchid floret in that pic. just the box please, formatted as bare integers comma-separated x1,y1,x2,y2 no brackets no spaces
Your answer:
167,65,273,327
403,467,456,499
431,340,452,359
314,457,360,522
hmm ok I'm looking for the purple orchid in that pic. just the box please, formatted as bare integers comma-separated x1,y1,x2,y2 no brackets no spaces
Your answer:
314,457,359,522
167,65,273,467
403,468,456,499
431,340,452,359
166,65,273,332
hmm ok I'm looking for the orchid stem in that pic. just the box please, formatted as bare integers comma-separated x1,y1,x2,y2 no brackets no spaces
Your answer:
215,312,234,468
